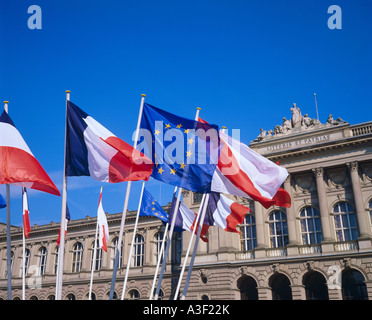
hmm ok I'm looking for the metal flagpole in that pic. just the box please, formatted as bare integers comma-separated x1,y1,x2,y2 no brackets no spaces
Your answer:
89,187,102,300
121,181,146,300
154,187,182,300
154,106,201,300
180,193,210,300
109,93,146,300
22,187,26,300
149,187,177,300
55,90,70,300
173,193,206,299
314,93,319,121
4,100,12,300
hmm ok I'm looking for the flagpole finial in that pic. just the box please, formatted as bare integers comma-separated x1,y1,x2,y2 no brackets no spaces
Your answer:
3,101,9,104
141,94,146,97
66,90,71,93
222,126,226,129
197,107,201,110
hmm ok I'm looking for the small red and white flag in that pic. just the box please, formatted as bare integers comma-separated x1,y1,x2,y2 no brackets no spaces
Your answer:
0,111,60,196
22,188,31,238
97,188,109,252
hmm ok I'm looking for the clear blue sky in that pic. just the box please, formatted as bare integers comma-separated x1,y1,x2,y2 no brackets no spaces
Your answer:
0,0,371,227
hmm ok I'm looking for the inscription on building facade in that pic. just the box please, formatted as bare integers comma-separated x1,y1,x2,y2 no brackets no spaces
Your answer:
266,134,331,152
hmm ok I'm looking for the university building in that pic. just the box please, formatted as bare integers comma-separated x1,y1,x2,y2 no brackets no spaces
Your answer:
1,105,372,300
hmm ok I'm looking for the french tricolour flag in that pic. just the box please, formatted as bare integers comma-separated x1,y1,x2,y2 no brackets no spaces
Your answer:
66,101,153,183
204,192,251,234
97,188,109,252
211,130,291,209
0,111,60,196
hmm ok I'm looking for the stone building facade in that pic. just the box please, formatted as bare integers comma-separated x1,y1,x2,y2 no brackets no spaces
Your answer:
1,106,372,300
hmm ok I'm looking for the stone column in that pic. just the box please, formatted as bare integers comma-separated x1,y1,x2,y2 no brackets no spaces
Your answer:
283,175,299,255
347,161,371,240
254,202,266,258
312,167,334,243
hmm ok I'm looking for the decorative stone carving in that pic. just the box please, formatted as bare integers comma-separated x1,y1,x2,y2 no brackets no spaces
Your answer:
252,104,348,142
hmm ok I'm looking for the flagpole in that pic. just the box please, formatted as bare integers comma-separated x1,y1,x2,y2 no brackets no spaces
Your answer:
120,181,146,300
149,187,177,300
55,90,70,300
154,106,202,299
154,186,182,300
109,93,146,300
89,216,99,300
178,109,211,300
22,187,26,300
3,100,12,300
181,193,210,300
173,193,206,300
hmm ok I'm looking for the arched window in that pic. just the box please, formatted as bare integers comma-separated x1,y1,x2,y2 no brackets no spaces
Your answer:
300,206,322,245
270,273,292,300
237,275,258,300
241,214,257,251
5,251,14,277
269,211,288,248
128,289,140,300
112,237,124,269
72,242,83,273
303,271,329,300
342,269,368,300
48,295,55,300
333,202,358,241
154,232,165,264
38,247,47,275
29,296,38,300
132,234,144,267
92,240,103,271
66,293,76,300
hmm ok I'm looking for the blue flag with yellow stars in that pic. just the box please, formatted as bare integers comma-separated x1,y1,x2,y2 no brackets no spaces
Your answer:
0,193,6,209
138,103,220,193
139,188,168,223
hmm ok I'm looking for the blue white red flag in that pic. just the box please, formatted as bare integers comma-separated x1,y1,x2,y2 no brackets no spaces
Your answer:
0,111,60,196
65,101,153,183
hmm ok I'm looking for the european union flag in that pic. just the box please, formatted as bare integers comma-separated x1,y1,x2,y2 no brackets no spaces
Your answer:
0,193,6,209
139,188,168,223
138,103,220,193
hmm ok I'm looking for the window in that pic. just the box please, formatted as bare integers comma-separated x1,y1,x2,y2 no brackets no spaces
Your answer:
269,211,288,248
112,237,124,269
333,202,358,241
154,232,165,264
66,293,76,300
38,247,47,275
128,289,140,300
132,234,144,267
92,240,103,271
193,192,203,204
72,242,83,273
5,251,14,277
241,214,257,251
300,206,322,245
23,248,31,275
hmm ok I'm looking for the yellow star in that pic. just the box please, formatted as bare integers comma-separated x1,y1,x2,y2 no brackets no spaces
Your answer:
180,163,186,169
186,150,192,157
152,202,155,205
170,168,176,175
152,207,155,210
176,123,183,128
165,123,171,130
184,129,189,134
187,137,194,145
158,167,164,174
154,129,160,135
